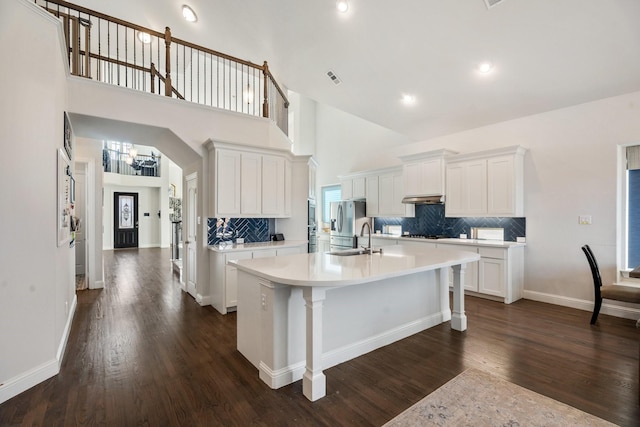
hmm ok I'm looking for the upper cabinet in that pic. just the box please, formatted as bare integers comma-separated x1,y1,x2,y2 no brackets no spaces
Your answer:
208,141,293,218
341,176,366,200
340,167,414,218
445,146,527,218
399,149,457,197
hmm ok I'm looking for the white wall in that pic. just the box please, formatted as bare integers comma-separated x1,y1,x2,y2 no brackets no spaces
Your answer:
314,102,412,188
0,0,74,403
313,89,640,319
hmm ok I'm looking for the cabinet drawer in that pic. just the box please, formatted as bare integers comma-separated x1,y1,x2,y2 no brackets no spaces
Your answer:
478,247,506,259
253,249,277,258
225,251,253,263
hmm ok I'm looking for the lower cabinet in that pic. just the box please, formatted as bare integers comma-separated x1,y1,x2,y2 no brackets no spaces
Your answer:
210,244,305,314
397,240,524,304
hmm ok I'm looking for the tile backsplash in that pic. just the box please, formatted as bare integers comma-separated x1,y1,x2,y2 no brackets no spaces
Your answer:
373,204,526,242
207,218,272,245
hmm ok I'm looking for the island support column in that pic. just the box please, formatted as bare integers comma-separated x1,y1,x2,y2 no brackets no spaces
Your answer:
302,287,327,401
439,267,451,322
451,264,467,331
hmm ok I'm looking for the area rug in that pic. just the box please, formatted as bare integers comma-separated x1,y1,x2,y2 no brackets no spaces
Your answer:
383,368,615,426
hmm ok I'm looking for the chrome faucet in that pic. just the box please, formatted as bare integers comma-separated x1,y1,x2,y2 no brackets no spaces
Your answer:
360,222,372,252
360,222,382,254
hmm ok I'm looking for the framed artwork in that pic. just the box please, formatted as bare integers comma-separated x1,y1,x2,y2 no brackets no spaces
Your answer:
57,149,72,246
63,112,72,160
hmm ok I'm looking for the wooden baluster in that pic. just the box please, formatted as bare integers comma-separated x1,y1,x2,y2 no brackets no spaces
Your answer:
84,21,90,78
71,16,80,75
262,61,269,118
150,63,156,94
164,27,172,97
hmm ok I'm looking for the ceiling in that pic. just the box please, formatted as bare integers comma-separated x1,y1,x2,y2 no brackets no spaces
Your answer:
69,0,640,142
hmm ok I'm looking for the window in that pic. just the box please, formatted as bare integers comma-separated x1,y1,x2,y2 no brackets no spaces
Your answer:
321,184,341,224
625,145,640,269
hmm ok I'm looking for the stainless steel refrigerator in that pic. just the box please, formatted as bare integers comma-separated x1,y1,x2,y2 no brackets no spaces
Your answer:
329,200,369,251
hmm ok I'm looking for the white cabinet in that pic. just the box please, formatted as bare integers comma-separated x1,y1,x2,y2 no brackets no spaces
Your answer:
210,244,306,314
208,142,293,218
366,175,379,216
341,176,366,200
438,243,479,292
400,150,456,197
445,159,487,217
478,247,506,297
261,155,288,216
445,146,526,218
224,250,252,308
438,241,524,304
378,170,414,217
340,168,413,217
215,150,241,216
241,152,262,215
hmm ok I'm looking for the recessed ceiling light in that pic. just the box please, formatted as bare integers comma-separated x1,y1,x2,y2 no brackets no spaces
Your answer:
182,5,198,23
336,1,349,13
137,31,151,44
402,94,416,105
478,62,494,74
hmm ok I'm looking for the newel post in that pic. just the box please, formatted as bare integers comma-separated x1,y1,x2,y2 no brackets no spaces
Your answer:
164,27,172,97
262,61,269,118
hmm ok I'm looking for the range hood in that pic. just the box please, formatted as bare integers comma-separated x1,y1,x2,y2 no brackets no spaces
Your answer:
401,195,445,205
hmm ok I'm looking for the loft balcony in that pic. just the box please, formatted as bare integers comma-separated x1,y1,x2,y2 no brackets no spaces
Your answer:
35,0,289,135
103,148,160,177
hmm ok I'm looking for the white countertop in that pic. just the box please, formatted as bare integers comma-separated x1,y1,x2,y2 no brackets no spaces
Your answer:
208,240,308,253
232,244,480,287
366,233,525,248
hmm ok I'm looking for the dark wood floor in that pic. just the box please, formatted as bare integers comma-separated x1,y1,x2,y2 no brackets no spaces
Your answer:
1,248,638,426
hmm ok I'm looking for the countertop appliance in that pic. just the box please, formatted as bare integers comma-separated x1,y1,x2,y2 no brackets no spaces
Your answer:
330,200,369,251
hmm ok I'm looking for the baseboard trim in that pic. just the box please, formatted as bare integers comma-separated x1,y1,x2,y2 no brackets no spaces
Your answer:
57,295,77,363
523,290,640,320
0,293,78,404
196,294,212,306
89,280,104,290
258,313,444,389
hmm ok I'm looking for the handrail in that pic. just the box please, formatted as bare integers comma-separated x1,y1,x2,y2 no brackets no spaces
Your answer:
35,0,289,134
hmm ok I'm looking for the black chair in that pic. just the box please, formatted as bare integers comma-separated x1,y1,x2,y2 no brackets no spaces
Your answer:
582,245,640,324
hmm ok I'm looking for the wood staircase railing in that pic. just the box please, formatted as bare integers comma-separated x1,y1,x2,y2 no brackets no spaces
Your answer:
35,0,289,135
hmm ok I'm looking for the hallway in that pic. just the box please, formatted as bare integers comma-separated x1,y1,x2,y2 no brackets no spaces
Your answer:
1,248,638,425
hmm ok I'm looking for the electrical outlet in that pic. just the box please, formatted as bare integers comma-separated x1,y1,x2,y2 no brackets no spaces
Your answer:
261,293,267,310
579,215,592,225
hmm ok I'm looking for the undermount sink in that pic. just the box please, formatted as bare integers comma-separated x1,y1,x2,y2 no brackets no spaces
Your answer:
328,248,382,256
329,249,367,256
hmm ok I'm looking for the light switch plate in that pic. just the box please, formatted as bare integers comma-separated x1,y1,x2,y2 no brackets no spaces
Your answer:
579,215,592,225
516,237,526,243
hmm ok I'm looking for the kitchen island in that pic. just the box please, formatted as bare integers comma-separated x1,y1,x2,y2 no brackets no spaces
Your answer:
232,245,480,401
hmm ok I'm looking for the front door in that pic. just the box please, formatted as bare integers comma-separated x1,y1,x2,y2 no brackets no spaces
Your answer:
114,192,139,248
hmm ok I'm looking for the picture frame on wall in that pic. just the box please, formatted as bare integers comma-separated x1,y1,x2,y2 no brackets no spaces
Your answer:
63,111,72,160
57,149,72,246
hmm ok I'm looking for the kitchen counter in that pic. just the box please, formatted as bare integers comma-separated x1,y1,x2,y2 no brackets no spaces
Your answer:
233,244,479,287
208,239,308,253
234,245,480,401
361,233,526,247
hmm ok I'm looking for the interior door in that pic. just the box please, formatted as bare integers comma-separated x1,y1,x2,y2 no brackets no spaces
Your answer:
114,192,138,248
185,173,197,297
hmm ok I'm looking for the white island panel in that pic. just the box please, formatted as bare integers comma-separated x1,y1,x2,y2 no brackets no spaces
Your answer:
235,245,479,401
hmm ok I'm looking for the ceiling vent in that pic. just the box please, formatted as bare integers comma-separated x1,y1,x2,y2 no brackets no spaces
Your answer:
483,0,505,9
327,70,342,85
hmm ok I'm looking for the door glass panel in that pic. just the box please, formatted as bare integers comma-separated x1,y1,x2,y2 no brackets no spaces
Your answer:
119,195,135,229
